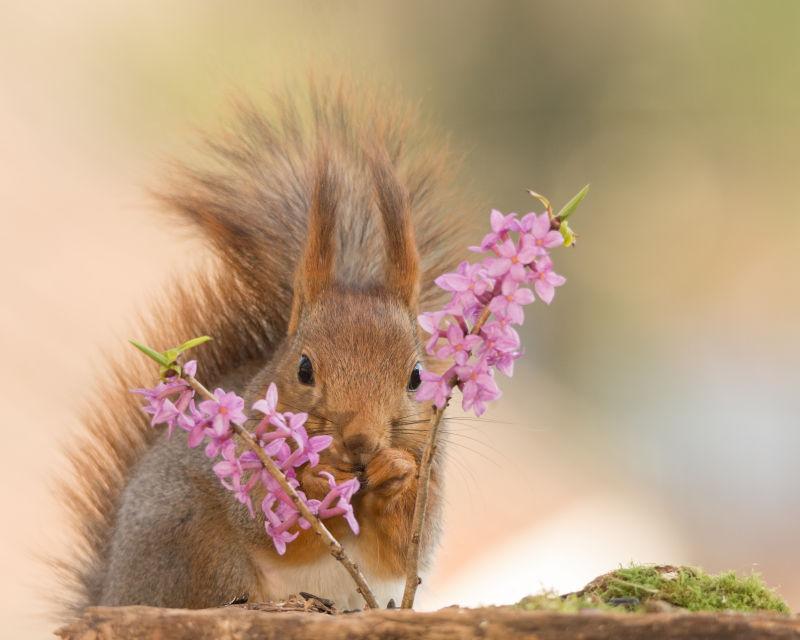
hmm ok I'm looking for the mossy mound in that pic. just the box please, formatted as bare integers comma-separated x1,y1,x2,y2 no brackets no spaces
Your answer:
517,565,789,614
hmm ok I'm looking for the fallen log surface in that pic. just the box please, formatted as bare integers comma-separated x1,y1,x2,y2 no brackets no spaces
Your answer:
56,604,800,640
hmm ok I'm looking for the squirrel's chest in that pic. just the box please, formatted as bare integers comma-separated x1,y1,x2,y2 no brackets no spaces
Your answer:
250,543,402,610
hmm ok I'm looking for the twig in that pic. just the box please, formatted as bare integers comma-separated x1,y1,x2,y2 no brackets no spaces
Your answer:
400,405,443,608
401,305,492,609
186,376,380,610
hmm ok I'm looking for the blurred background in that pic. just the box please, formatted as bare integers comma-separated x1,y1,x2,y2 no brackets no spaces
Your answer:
2,1,799,636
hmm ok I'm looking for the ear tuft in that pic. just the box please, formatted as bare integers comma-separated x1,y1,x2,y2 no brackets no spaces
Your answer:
288,147,339,334
368,149,421,310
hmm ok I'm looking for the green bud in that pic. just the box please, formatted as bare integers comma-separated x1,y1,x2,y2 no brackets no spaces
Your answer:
159,363,180,378
556,184,590,221
560,220,577,247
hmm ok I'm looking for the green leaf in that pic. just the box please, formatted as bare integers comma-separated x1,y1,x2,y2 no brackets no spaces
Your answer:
556,184,590,221
129,340,171,367
161,336,212,366
175,335,213,354
560,220,577,247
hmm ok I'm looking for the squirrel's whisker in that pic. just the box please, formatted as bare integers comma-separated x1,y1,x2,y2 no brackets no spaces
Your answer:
393,409,431,421
391,429,503,467
393,418,434,428
443,415,513,423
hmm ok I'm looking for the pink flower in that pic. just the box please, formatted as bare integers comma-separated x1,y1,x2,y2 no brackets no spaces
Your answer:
133,377,195,437
435,262,493,322
436,324,483,365
434,271,472,293
444,296,479,326
150,398,179,435
520,212,563,255
182,360,197,378
415,369,453,409
312,472,361,535
418,309,450,355
477,321,521,377
238,450,266,472
283,412,311,449
488,278,535,324
471,209,520,252
491,348,520,377
454,360,501,416
280,425,332,470
418,310,449,334
263,437,292,466
483,237,538,282
213,446,259,517
199,389,247,437
435,261,493,296
252,382,279,419
303,434,333,467
199,390,246,458
530,256,566,304
205,434,234,460
212,445,243,488
415,197,564,412
180,400,210,448
479,320,520,348
262,495,300,555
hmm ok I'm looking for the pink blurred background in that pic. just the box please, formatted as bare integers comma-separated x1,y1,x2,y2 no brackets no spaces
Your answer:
2,2,799,636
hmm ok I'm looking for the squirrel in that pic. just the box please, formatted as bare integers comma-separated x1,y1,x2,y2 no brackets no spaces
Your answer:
58,79,471,614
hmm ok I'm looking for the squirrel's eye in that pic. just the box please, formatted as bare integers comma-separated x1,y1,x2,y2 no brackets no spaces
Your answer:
407,362,422,391
298,354,314,386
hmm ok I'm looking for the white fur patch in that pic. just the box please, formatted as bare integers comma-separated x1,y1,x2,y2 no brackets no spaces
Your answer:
252,541,402,610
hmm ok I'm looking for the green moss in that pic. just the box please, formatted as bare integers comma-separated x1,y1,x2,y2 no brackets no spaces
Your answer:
516,565,790,614
517,591,615,613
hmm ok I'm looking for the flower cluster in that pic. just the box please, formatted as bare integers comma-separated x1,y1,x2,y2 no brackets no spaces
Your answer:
134,367,360,554
417,209,567,416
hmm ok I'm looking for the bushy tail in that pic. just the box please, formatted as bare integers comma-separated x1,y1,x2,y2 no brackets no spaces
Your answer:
57,77,471,614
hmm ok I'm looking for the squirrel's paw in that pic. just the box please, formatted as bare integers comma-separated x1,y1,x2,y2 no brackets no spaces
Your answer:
364,448,416,498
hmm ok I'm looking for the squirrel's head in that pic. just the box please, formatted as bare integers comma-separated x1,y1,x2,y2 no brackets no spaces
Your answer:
251,149,431,474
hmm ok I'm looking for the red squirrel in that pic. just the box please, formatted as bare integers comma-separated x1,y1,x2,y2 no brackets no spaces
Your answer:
59,80,470,613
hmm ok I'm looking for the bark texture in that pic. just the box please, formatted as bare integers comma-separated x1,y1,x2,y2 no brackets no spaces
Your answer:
56,605,800,640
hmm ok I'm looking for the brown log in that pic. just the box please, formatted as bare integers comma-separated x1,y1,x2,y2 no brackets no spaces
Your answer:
56,605,800,640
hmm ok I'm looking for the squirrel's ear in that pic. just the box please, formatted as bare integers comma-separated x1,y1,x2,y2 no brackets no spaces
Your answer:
288,150,338,335
369,150,421,310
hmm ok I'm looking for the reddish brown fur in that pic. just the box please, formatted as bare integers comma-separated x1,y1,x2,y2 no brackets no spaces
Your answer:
369,149,421,308
57,77,472,614
289,148,340,333
241,287,441,578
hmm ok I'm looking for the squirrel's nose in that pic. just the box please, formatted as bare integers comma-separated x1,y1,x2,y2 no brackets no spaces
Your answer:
342,433,379,461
